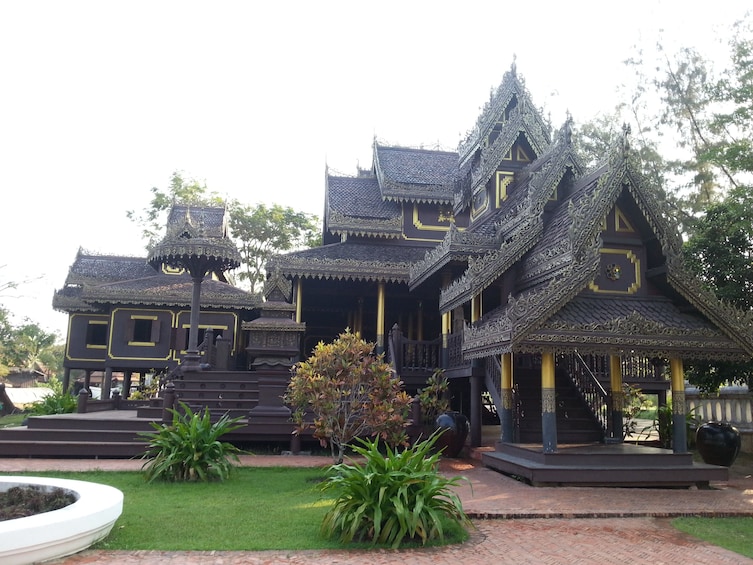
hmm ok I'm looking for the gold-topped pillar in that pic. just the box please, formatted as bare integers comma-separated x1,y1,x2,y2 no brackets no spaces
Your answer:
500,352,514,442
541,351,557,453
609,355,624,442
295,278,303,323
469,293,483,447
670,358,688,453
376,282,386,355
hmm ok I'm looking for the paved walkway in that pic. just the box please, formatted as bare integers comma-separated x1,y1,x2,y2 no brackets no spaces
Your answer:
3,453,752,565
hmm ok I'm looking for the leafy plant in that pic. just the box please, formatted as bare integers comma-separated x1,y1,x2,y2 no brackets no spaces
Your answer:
417,368,450,426
139,402,244,482
27,391,77,415
319,432,472,549
284,329,411,463
621,383,647,439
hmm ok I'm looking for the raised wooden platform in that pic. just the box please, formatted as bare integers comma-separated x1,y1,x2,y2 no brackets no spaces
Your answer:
482,442,729,488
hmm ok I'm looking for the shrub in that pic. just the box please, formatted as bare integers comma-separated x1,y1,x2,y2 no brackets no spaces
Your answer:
320,432,472,548
417,368,450,426
139,402,244,482
27,391,77,416
284,329,411,463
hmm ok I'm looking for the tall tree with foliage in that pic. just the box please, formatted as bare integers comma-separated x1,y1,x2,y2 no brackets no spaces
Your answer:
228,201,319,292
683,184,753,390
126,171,225,249
128,171,320,292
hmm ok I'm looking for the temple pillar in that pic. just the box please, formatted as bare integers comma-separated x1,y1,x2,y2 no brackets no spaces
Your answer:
102,366,113,400
295,277,303,323
541,351,557,453
609,355,624,442
440,271,452,369
469,293,483,447
376,282,386,356
62,367,71,394
441,311,451,368
417,302,424,341
670,358,688,453
356,297,363,337
500,352,514,443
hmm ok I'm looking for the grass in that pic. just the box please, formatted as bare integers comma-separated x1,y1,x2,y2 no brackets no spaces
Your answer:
0,413,27,428
672,517,753,558
8,467,468,551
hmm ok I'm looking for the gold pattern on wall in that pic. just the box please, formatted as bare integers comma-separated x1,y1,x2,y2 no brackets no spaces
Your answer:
588,248,641,295
516,145,531,162
438,206,455,223
615,207,636,233
412,205,457,232
495,171,514,207
161,264,185,275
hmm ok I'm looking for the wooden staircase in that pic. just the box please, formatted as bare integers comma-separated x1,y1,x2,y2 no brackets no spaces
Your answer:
0,369,296,458
514,366,604,444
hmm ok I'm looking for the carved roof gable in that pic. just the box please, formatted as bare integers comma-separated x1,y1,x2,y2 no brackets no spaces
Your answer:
436,122,582,309
461,130,753,360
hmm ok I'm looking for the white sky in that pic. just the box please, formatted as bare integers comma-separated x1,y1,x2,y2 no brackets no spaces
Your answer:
0,0,748,339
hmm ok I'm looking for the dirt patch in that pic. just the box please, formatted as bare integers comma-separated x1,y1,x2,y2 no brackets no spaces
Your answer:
0,485,77,521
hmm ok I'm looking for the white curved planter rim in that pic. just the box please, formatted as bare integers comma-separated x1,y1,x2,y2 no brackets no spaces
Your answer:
0,476,123,565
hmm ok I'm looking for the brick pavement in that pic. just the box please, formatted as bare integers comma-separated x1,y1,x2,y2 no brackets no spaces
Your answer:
3,454,752,565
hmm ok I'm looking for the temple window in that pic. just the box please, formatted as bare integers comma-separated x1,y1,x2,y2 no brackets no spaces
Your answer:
85,321,108,349
128,315,160,346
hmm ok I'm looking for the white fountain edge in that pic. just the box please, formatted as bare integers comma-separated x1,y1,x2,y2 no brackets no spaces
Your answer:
0,475,124,565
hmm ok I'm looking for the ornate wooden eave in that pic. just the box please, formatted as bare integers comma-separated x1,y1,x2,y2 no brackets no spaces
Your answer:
59,278,259,311
462,242,601,359
667,267,753,357
325,207,403,239
520,307,751,361
408,225,497,290
439,218,546,314
267,243,427,284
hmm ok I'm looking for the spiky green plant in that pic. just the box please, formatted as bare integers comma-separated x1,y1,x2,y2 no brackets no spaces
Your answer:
139,402,244,482
320,431,472,548
27,391,77,415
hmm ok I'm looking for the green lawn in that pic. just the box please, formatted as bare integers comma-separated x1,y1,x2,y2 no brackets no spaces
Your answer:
8,467,467,551
672,516,753,558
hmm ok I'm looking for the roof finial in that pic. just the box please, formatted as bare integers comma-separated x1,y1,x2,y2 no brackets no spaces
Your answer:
621,122,631,155
511,54,517,77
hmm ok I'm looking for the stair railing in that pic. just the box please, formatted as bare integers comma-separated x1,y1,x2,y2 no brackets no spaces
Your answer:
562,352,612,438
484,355,503,418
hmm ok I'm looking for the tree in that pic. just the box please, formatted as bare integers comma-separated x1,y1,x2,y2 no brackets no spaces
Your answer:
1,320,61,378
126,171,225,249
128,172,320,292
683,184,753,390
578,18,753,391
283,330,411,463
228,201,319,292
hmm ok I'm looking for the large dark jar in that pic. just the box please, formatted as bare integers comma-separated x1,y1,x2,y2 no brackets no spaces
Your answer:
696,421,741,467
434,411,469,458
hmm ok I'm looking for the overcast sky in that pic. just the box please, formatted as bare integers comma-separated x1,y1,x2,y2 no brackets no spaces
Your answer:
0,0,748,338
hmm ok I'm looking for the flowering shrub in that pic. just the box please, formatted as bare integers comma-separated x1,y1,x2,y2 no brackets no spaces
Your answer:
284,329,411,463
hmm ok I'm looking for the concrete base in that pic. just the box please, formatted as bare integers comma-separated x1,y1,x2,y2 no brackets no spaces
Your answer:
0,476,123,565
